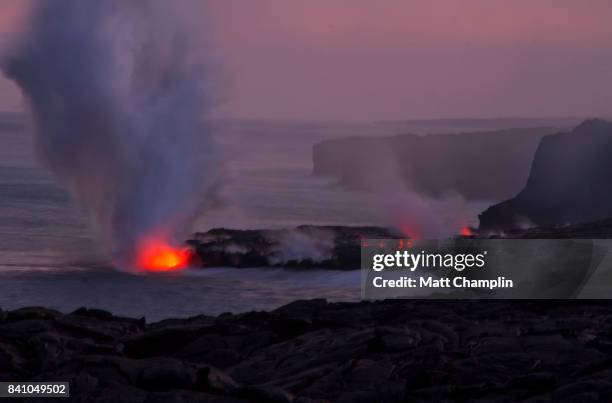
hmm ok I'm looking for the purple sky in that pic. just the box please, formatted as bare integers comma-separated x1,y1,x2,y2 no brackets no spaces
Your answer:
2,0,612,121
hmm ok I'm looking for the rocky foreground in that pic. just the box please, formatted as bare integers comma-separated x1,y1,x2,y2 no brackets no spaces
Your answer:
3,299,612,402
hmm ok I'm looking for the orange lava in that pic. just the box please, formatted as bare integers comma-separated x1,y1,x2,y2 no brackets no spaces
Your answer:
460,225,473,236
136,238,191,272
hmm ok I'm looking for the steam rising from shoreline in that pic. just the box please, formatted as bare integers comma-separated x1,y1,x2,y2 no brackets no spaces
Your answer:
2,0,219,267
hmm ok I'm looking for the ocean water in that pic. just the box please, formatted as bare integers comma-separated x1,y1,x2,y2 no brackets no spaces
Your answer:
0,114,550,320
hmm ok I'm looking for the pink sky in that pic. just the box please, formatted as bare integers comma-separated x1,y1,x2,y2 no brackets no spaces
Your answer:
2,0,612,120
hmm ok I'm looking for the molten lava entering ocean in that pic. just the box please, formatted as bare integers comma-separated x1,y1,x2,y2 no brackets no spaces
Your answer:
136,238,191,272
460,225,474,237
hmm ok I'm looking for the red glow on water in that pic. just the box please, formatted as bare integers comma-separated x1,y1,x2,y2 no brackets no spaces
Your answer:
460,225,473,236
136,238,191,272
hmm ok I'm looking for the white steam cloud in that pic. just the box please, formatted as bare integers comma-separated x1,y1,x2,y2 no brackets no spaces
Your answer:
2,0,220,266
360,144,469,239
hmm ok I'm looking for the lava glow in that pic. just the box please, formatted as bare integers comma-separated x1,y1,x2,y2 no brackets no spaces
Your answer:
460,225,473,237
399,219,422,240
136,238,191,272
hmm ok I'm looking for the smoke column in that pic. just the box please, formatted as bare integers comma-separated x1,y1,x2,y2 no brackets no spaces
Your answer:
2,0,219,268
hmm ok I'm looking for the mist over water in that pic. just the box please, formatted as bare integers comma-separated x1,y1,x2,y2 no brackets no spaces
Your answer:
1,0,219,266
0,116,524,318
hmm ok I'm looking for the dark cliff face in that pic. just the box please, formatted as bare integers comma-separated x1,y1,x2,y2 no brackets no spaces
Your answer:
479,120,612,231
312,127,554,201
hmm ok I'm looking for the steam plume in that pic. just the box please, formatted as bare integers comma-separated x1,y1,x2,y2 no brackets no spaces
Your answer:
2,0,219,267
